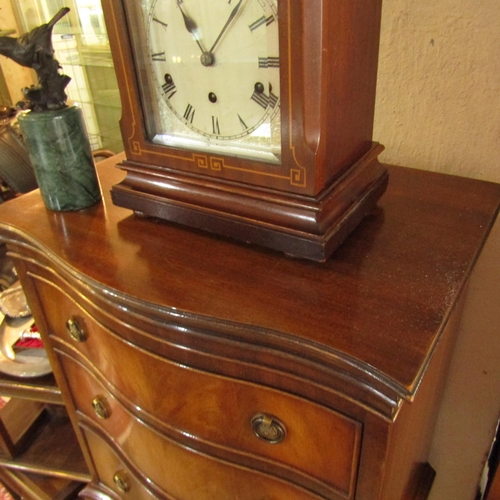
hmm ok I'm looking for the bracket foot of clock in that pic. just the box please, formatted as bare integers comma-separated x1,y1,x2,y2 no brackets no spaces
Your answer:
111,143,388,262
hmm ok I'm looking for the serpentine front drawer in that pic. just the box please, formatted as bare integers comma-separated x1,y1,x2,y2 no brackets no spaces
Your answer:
33,275,361,499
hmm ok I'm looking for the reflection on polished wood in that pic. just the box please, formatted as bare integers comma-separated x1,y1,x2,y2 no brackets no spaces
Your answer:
0,154,498,499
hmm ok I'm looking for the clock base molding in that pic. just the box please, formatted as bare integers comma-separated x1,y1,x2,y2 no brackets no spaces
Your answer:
111,143,388,262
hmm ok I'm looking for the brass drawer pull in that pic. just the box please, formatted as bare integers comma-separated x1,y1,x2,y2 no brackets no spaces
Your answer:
251,413,286,444
65,317,86,342
92,396,110,420
113,470,131,493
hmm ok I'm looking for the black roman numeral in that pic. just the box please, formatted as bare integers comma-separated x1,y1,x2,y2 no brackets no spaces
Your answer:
212,116,220,135
162,81,177,99
152,52,166,62
238,114,248,131
153,17,168,28
251,90,269,109
249,15,275,32
251,86,279,110
183,104,195,123
269,90,278,108
258,57,280,69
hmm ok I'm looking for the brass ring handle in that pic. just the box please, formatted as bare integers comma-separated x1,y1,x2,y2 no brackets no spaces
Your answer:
113,470,130,493
251,413,286,444
65,317,86,342
92,396,110,420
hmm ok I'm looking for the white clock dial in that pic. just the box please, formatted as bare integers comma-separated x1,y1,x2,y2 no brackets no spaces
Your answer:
144,0,281,162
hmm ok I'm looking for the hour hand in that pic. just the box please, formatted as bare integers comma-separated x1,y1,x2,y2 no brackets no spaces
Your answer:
176,0,210,60
178,2,200,39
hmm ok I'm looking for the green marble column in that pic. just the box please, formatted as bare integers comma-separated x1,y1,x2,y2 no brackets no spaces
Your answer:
18,106,101,211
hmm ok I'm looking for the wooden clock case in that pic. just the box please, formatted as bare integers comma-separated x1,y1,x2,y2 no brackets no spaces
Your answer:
103,0,388,261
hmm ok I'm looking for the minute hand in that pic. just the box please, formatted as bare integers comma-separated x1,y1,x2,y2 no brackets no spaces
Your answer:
209,0,245,55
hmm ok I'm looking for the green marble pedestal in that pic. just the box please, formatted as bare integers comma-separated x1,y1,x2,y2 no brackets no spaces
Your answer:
18,106,101,211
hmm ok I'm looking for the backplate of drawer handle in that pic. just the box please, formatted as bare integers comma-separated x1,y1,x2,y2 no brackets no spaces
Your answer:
66,317,86,342
92,396,110,420
251,413,286,444
113,470,131,493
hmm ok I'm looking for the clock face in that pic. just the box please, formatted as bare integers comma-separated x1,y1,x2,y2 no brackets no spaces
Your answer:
136,0,281,164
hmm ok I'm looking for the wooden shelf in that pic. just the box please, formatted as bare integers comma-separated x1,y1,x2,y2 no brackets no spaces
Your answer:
0,373,63,405
0,357,89,500
0,468,83,500
0,406,89,482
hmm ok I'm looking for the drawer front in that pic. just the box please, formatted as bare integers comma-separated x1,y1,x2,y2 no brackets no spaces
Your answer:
36,278,361,498
71,354,332,500
81,425,159,500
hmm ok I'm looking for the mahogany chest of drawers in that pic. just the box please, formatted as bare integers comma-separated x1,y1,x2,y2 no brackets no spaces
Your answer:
0,155,499,499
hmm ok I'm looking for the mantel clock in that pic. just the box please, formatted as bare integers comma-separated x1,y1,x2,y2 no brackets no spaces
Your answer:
102,0,388,261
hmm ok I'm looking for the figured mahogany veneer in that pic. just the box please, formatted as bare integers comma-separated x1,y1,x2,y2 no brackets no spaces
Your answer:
0,154,499,499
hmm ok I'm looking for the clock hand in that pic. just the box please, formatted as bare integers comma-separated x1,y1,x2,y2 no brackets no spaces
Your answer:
176,0,212,63
209,0,245,55
177,1,199,39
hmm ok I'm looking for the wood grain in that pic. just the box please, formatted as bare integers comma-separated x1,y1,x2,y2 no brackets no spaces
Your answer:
0,155,499,499
1,157,498,403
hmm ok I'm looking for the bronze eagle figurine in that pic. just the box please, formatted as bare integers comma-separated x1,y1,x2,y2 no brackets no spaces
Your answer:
0,7,71,111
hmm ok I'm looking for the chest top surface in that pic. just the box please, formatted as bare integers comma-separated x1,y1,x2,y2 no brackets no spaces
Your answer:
0,154,499,405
